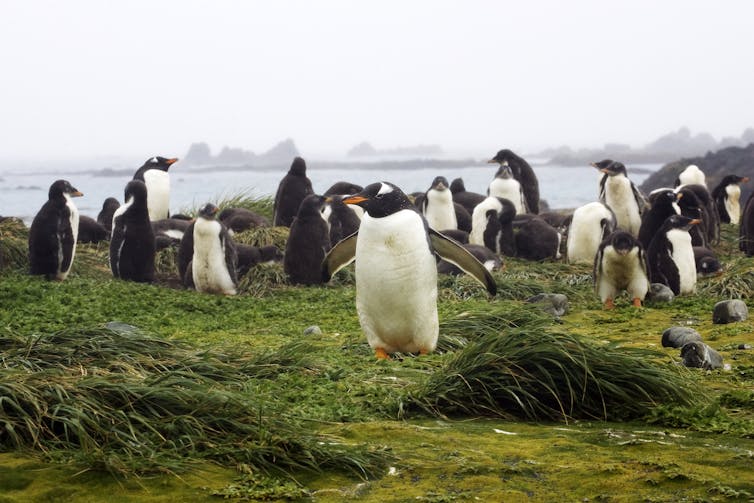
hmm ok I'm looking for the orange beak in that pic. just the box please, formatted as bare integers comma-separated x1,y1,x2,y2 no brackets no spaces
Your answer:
166,158,179,165
343,195,367,205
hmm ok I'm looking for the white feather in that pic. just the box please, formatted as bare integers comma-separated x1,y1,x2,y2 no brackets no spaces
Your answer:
192,219,236,295
725,184,741,225
143,170,170,221
488,177,525,215
596,245,649,302
677,164,706,188
603,176,641,236
567,202,612,264
424,187,457,231
667,228,696,294
469,197,503,246
58,194,80,280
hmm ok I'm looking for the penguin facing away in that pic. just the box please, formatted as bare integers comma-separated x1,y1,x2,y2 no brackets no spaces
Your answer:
132,156,179,221
422,176,458,231
469,196,516,256
97,197,120,232
273,156,314,227
28,179,83,280
191,203,238,295
675,164,706,188
712,175,749,224
567,201,616,264
675,186,709,247
77,216,109,244
488,149,540,214
594,160,646,236
284,194,332,285
593,230,649,309
322,182,497,359
110,180,156,283
646,215,700,296
450,177,486,214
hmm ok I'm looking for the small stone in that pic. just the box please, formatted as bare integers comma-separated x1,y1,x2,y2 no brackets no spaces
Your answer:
712,300,749,324
680,342,724,370
661,327,703,348
526,293,569,317
303,325,322,336
647,283,674,303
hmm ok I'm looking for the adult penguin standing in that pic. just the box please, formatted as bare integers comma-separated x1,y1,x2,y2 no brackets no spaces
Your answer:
28,180,83,280
646,215,700,296
273,156,314,227
132,156,179,221
488,149,540,214
110,180,156,283
637,189,681,250
422,176,457,231
594,160,646,236
96,197,120,232
284,194,332,285
712,175,749,224
322,182,497,359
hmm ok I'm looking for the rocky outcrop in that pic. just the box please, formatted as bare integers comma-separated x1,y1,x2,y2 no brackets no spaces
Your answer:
182,139,301,167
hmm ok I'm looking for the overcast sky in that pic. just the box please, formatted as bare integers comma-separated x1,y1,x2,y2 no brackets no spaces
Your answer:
1,0,753,162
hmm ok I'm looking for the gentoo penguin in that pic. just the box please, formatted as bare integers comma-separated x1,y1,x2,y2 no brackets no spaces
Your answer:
191,203,238,295
679,183,719,245
273,156,314,227
284,194,332,285
77,216,109,243
110,180,156,283
449,177,486,215
132,156,179,221
323,181,363,197
593,230,649,309
514,217,562,261
218,207,270,233
469,196,516,256
96,197,120,232
438,244,502,275
638,189,681,249
712,175,749,224
646,215,700,295
422,176,458,231
236,244,284,277
693,246,722,277
488,149,540,214
28,180,83,280
675,186,708,247
566,202,616,264
675,164,706,188
322,182,497,359
594,160,646,236
325,194,362,246
487,163,527,215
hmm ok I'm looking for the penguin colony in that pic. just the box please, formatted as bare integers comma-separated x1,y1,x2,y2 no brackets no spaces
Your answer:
20,150,750,358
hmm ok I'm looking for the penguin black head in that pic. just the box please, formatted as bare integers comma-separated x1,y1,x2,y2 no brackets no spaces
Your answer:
609,231,639,256
342,182,414,218
590,159,614,170
289,157,307,176
598,161,627,177
198,203,220,220
297,194,327,217
428,176,449,192
698,255,722,276
663,214,700,231
675,187,702,213
101,197,120,212
648,188,680,208
450,178,466,194
487,149,516,165
123,180,148,204
720,174,750,186
49,179,83,200
142,156,179,171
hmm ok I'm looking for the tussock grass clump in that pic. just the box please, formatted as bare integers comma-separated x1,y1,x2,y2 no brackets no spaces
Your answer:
154,245,178,278
0,325,392,478
237,263,288,297
698,255,754,299
0,218,29,271
180,191,274,221
233,226,289,250
408,329,697,422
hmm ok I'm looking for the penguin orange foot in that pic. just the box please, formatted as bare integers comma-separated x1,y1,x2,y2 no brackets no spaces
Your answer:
604,298,615,310
374,347,390,360
632,297,643,308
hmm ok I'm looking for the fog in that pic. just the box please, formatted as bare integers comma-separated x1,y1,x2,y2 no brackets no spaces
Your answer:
1,0,753,163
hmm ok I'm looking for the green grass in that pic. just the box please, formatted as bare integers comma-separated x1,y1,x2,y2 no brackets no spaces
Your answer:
1,200,754,501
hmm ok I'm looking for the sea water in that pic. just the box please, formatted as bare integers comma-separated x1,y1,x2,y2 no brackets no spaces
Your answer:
0,161,660,224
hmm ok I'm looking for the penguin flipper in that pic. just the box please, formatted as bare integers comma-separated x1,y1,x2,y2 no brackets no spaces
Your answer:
322,231,358,282
429,229,497,296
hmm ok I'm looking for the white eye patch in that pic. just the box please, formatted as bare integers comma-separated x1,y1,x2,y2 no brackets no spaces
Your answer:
377,183,394,196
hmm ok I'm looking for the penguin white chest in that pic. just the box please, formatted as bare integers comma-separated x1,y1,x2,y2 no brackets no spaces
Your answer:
604,177,640,235
567,202,610,264
667,229,696,294
424,189,457,231
489,178,525,214
143,170,170,221
59,195,80,279
355,210,439,354
725,185,741,225
469,197,503,246
192,219,236,295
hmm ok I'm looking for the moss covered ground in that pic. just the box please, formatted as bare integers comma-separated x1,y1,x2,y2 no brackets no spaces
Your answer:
0,217,753,502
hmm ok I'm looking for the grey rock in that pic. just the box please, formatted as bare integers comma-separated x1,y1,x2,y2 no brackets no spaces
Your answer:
303,325,322,336
647,283,675,303
712,300,748,324
526,293,569,317
680,342,724,370
662,327,703,348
